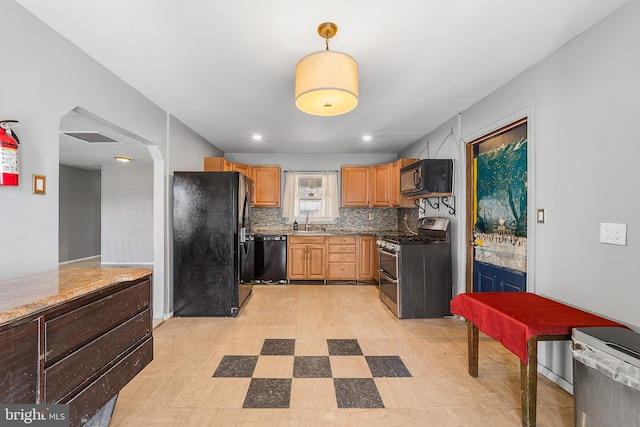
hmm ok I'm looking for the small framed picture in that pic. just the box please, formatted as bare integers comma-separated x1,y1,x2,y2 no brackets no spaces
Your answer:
33,174,46,195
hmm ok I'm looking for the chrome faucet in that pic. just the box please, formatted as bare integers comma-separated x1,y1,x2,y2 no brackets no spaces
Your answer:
305,212,309,230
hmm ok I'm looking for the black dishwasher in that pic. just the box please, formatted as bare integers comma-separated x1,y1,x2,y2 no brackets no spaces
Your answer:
254,235,287,283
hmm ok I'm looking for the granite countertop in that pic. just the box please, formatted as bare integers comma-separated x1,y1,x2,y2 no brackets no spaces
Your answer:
0,267,152,327
254,229,391,236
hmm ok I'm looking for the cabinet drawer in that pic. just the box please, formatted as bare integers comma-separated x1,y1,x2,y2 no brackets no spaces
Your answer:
45,280,151,365
328,244,355,254
44,309,151,403
328,263,356,279
288,236,326,245
328,236,356,245
67,337,153,426
328,253,356,263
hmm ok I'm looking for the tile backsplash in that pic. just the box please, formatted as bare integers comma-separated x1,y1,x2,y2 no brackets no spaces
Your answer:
252,207,419,233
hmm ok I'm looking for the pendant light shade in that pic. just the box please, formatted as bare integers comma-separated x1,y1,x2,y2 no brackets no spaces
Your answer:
295,23,358,116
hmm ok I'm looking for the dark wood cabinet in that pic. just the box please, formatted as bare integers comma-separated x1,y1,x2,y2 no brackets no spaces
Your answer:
0,276,153,426
0,320,39,403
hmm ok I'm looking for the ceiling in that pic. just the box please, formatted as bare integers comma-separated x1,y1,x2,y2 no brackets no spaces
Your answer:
59,110,153,170
17,0,629,160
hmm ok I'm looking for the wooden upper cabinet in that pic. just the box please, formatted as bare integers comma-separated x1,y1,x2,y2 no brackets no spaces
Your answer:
371,163,392,207
204,158,281,207
204,157,232,172
341,166,371,207
233,163,252,178
391,160,401,206
252,166,281,207
204,157,251,177
392,158,418,207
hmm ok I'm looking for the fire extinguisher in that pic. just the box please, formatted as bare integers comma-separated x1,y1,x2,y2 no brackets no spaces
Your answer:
0,120,20,186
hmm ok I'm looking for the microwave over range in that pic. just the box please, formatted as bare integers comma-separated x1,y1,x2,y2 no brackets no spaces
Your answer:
400,158,453,197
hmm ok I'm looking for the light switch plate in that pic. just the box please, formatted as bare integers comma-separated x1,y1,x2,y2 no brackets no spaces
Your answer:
600,223,627,245
536,208,546,224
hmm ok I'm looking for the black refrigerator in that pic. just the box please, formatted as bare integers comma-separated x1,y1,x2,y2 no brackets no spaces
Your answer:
173,172,254,316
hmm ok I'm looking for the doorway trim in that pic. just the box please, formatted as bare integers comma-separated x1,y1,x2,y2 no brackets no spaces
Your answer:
462,105,536,294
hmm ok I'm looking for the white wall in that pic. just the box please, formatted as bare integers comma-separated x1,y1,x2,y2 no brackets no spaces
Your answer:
59,165,101,262
0,1,165,279
400,116,465,298
165,115,223,314
461,1,640,329
401,1,640,388
0,2,222,321
101,163,153,264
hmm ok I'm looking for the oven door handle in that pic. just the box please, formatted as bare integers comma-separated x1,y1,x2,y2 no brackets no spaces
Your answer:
378,270,398,284
377,248,397,257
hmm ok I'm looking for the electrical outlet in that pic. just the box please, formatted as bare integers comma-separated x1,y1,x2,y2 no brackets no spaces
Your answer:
368,212,374,220
600,223,627,245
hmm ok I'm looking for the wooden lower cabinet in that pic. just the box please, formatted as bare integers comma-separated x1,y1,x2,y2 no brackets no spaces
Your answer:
287,236,326,280
357,235,377,281
327,236,357,280
0,320,39,403
0,277,153,427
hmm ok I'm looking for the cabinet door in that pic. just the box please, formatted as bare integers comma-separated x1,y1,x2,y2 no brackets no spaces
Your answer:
253,166,281,207
341,166,370,207
371,163,391,207
0,320,39,403
391,160,401,206
232,163,252,178
357,236,377,281
306,245,326,280
287,245,308,280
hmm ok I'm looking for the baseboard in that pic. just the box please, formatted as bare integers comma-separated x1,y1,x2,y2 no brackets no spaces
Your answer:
538,363,573,395
59,255,100,265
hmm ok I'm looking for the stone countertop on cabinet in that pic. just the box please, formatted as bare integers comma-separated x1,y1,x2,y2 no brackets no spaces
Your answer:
0,267,152,327
254,229,391,236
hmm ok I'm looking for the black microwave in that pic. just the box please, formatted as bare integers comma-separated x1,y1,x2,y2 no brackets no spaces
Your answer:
400,159,453,197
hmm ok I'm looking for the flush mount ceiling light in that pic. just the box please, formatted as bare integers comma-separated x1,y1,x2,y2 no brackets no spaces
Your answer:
114,156,132,163
295,22,358,116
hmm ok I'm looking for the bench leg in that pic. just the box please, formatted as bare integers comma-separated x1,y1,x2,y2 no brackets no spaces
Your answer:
467,322,479,377
520,337,538,427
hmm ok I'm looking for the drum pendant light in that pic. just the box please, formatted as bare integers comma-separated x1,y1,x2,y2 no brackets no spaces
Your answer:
295,22,358,116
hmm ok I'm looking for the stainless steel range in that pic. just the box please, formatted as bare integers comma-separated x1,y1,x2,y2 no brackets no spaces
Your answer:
377,217,452,318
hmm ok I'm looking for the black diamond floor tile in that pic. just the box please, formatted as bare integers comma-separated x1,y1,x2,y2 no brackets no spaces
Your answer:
212,355,258,377
333,378,384,408
327,339,363,356
293,356,332,378
260,338,296,356
242,378,292,408
365,356,412,377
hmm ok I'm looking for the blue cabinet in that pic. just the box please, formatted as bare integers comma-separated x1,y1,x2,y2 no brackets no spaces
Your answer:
474,261,526,293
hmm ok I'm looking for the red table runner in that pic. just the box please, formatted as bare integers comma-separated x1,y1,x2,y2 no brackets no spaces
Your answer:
450,292,626,363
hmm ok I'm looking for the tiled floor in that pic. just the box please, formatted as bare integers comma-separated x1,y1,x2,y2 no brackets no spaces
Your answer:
110,285,574,426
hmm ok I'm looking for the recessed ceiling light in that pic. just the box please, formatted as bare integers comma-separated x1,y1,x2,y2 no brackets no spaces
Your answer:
114,156,132,162
362,135,372,142
252,134,262,141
